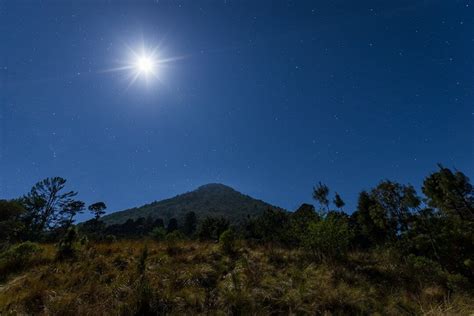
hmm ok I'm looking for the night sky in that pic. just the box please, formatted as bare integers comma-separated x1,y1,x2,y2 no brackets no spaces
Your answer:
1,0,472,220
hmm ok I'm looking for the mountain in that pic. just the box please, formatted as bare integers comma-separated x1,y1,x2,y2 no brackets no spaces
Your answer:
101,183,283,226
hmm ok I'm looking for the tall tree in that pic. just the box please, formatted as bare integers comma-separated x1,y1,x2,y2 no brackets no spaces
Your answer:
290,204,319,244
60,200,85,229
364,181,420,242
21,177,79,236
351,191,384,247
313,182,330,211
333,193,345,211
88,202,107,220
302,215,352,262
422,165,474,221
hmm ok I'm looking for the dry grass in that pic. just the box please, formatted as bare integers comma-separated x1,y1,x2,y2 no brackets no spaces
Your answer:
0,240,473,315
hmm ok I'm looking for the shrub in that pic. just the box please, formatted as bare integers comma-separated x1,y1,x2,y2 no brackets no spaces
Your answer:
198,217,229,241
104,234,117,243
255,209,291,245
402,254,468,289
0,241,41,279
289,204,320,245
166,230,185,255
219,229,237,255
57,227,78,260
302,216,352,262
150,227,167,241
166,230,185,242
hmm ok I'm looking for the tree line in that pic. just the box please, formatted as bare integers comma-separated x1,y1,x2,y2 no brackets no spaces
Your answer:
1,165,473,281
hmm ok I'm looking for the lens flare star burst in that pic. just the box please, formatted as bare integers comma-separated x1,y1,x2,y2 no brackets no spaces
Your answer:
105,41,182,88
135,55,154,75
125,46,162,86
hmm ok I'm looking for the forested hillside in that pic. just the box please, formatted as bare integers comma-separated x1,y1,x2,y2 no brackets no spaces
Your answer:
101,183,282,226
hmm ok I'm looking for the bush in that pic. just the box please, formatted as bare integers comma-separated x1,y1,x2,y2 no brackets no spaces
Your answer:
404,255,444,285
302,217,352,262
166,230,185,242
166,230,185,255
150,227,167,241
0,241,41,279
198,217,229,241
219,229,237,255
104,234,117,243
403,255,471,292
57,227,78,260
0,199,26,244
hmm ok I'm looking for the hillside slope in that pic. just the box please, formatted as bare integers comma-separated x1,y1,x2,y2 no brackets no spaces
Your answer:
2,241,473,314
101,183,283,225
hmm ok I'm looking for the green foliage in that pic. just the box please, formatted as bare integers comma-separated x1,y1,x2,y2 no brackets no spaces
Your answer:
165,230,185,255
403,254,445,285
104,217,164,239
302,216,352,261
57,227,78,260
255,209,290,245
101,183,282,226
166,230,185,242
0,200,25,222
289,203,319,244
21,177,81,237
104,234,117,243
0,199,26,244
401,209,474,278
88,202,107,220
333,192,345,210
183,211,197,236
198,216,229,241
0,241,41,280
219,229,237,255
1,167,474,314
422,165,474,220
351,191,385,247
313,182,330,211
401,255,470,292
351,181,420,246
369,181,420,240
150,227,167,241
79,218,106,240
59,200,85,229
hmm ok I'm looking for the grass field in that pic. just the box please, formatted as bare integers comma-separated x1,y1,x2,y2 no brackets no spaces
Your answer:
1,240,473,315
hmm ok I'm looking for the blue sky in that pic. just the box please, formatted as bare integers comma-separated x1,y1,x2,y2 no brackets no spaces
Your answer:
1,0,472,221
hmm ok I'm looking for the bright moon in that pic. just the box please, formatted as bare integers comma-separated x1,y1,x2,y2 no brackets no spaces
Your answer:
106,41,182,88
135,56,154,75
